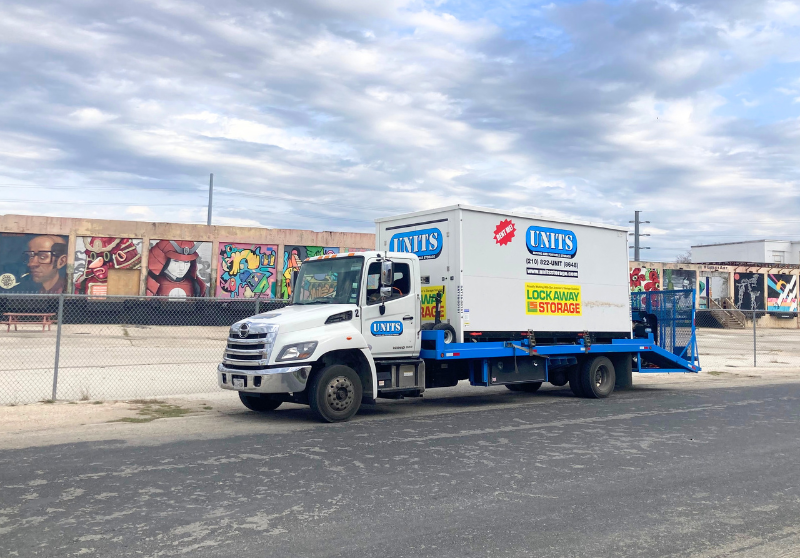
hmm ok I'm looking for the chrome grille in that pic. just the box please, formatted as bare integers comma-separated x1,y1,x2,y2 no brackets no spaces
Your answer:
222,323,278,369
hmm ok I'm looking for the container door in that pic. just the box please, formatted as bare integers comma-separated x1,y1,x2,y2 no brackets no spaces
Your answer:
362,258,419,359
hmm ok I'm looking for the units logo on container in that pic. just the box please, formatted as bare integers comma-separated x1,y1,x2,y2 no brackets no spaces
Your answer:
526,226,577,259
389,228,443,260
525,283,582,316
370,320,404,336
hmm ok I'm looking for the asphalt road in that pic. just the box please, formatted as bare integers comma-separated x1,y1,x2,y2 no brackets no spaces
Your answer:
2,381,800,557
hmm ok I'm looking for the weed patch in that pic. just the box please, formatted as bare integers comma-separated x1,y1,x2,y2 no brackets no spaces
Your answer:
109,402,191,424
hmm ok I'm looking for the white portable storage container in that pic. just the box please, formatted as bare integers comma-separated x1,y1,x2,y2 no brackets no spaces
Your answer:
375,205,631,343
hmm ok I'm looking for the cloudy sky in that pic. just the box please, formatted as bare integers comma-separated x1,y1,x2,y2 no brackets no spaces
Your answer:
1,0,799,260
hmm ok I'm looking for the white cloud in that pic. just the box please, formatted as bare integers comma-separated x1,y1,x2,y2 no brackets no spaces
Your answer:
0,0,797,255
69,108,118,127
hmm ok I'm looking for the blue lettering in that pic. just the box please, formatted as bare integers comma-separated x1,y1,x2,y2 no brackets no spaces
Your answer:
389,227,443,260
370,321,403,336
526,226,577,259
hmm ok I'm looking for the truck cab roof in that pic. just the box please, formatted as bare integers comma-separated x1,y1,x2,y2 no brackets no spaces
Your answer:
305,251,418,262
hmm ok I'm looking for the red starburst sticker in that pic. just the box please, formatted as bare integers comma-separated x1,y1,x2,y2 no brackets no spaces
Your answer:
494,219,516,246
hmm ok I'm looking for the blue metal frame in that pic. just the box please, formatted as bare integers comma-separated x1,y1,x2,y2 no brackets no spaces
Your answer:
420,330,700,382
420,289,702,386
631,289,700,369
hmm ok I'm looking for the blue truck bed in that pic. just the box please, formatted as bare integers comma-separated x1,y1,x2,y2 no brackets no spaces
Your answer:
419,289,700,387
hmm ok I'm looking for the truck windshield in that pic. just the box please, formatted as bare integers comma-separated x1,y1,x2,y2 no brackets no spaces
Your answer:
291,257,364,305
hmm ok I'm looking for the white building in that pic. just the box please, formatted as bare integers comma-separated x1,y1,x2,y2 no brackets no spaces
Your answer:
691,240,800,265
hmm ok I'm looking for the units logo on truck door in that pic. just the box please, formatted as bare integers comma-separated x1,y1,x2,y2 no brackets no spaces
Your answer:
526,226,577,259
389,228,443,260
370,321,404,336
525,283,582,316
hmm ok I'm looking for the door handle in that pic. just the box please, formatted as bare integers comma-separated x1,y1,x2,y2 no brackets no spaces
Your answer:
403,315,414,321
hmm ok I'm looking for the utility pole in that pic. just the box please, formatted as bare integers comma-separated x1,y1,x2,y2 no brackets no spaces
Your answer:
629,210,650,261
207,173,214,226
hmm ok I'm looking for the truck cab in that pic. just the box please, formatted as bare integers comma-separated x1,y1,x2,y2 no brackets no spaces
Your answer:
218,251,427,422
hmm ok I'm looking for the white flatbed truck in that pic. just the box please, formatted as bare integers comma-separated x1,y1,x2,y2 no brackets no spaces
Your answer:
218,205,699,422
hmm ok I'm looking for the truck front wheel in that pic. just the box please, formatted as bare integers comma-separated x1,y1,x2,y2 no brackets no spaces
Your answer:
579,356,616,399
308,365,363,423
238,392,282,412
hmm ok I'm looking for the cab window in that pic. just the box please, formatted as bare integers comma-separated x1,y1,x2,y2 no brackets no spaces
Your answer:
366,262,411,305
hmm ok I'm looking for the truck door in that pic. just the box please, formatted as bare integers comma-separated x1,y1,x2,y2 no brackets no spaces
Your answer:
361,258,419,359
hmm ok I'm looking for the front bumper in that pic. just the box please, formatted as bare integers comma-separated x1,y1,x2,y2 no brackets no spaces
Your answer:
218,364,312,394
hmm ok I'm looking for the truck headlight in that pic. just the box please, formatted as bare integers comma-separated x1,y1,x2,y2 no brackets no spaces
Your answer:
276,342,318,362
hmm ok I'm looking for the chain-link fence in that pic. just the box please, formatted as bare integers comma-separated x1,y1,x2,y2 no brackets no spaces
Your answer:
2,295,800,405
696,309,800,372
0,294,289,405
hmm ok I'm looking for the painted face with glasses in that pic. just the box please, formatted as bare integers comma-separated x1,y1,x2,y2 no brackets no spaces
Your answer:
22,235,68,293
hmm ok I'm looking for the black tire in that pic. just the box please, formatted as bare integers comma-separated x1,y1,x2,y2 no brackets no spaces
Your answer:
421,323,435,331
549,368,570,387
506,382,542,393
579,356,616,399
238,392,282,412
568,365,584,397
433,322,456,344
308,365,363,423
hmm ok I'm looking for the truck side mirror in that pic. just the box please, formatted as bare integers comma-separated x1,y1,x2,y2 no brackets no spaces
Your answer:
380,261,394,287
290,269,299,290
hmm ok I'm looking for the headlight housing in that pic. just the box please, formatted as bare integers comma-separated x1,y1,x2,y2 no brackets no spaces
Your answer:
276,341,318,362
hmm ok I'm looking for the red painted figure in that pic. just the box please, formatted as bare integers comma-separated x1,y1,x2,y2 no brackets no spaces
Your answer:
147,240,207,298
75,237,142,296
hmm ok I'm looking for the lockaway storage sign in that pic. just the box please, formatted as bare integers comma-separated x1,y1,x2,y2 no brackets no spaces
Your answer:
525,283,582,316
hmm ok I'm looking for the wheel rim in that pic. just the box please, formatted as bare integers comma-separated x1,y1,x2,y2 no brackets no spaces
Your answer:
325,376,355,412
593,365,610,389
444,330,454,344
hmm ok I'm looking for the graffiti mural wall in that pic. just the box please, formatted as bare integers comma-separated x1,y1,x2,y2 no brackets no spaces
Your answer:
767,274,798,313
217,242,278,298
74,237,143,296
663,269,696,291
630,267,660,292
733,272,765,311
147,240,211,298
281,246,339,298
0,233,69,293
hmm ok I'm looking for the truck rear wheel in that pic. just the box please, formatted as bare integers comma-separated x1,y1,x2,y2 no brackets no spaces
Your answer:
238,392,282,412
506,382,542,393
568,366,584,397
308,365,363,423
433,323,456,344
579,356,616,399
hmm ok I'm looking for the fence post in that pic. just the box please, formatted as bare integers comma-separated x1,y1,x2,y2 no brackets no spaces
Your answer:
255,296,260,315
52,293,65,400
753,308,757,368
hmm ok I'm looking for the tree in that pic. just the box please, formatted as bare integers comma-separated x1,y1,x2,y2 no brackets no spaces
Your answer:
675,251,691,264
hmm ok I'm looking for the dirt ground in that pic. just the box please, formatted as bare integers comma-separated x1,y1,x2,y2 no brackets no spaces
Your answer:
2,371,800,451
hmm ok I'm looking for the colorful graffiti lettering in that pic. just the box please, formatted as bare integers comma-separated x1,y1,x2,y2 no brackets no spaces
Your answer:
630,267,660,292
767,274,797,313
217,243,277,298
281,246,339,298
